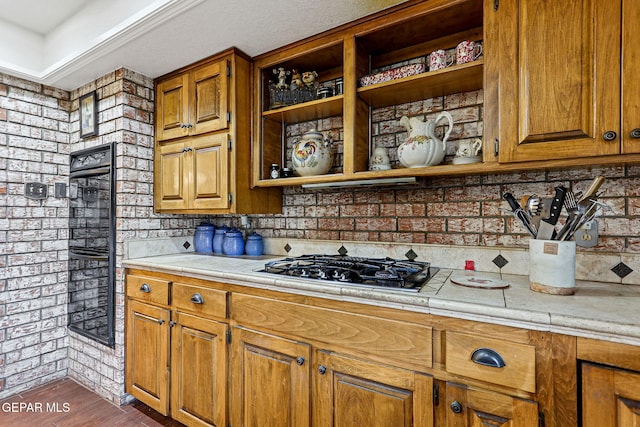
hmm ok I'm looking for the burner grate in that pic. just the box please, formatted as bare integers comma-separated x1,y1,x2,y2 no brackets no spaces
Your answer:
263,254,437,291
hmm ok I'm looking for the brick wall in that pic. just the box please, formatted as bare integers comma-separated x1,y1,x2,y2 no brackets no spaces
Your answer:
226,90,640,253
0,75,71,397
1,67,639,403
0,69,198,403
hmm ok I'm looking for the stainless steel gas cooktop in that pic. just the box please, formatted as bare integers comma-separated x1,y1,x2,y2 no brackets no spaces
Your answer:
261,254,438,292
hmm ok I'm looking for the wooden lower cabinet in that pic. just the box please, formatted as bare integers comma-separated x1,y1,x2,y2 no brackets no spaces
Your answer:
582,363,640,426
125,300,170,414
125,298,228,427
230,327,311,427
442,382,538,427
171,312,228,427
229,326,434,427
314,351,434,427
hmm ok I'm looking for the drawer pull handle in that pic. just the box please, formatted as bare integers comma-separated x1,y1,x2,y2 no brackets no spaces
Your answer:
190,293,204,304
139,284,151,293
471,348,506,368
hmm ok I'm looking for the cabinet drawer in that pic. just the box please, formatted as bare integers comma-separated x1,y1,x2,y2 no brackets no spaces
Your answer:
445,331,536,393
231,294,432,372
127,275,170,305
173,283,227,319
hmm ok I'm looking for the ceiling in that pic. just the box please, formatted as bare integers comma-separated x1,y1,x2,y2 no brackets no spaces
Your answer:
0,0,406,90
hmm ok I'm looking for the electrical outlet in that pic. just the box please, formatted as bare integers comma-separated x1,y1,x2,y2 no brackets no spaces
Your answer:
25,182,47,199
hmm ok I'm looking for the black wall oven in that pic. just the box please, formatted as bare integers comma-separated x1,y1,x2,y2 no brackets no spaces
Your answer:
68,143,115,347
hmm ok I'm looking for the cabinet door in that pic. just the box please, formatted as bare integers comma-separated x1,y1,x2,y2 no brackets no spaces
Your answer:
156,74,190,141
443,383,538,427
190,60,229,136
495,0,620,162
171,312,228,427
190,133,230,210
314,351,434,427
155,140,189,211
230,327,311,427
125,300,170,415
622,0,640,154
582,363,640,426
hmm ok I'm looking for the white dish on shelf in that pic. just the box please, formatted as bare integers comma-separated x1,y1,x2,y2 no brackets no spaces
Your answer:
452,155,481,165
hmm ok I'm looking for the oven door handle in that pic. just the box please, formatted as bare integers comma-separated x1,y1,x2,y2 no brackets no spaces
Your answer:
69,250,108,261
70,166,111,179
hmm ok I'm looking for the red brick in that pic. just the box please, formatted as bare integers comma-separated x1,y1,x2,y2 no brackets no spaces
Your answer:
318,218,354,230
355,217,396,231
340,231,379,242
340,204,379,217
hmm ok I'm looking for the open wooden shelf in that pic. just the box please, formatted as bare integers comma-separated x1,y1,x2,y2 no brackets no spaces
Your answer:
262,95,343,123
357,60,484,108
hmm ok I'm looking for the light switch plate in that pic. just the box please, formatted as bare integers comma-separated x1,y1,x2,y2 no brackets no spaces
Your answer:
55,182,66,198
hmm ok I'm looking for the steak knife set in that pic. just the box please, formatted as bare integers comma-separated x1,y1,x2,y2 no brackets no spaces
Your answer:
504,176,608,246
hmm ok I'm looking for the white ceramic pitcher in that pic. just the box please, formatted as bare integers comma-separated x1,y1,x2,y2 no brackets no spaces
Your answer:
397,111,454,167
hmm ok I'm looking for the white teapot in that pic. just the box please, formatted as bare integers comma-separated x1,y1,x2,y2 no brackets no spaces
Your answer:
397,111,454,167
292,129,333,176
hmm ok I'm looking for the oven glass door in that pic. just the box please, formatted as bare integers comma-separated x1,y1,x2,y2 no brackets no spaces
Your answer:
68,150,115,347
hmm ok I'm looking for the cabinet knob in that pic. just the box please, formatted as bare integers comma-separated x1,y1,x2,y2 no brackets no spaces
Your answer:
296,357,305,366
139,283,151,293
630,128,640,139
182,147,193,153
318,365,327,375
158,319,165,325
603,131,617,141
170,321,177,327
450,401,463,414
190,293,204,304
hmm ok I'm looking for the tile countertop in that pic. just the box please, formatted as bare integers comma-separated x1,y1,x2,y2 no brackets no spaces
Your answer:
123,253,640,347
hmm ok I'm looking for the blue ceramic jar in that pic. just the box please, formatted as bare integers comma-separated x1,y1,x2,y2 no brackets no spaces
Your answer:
222,228,245,256
194,223,214,253
245,232,264,256
212,225,229,254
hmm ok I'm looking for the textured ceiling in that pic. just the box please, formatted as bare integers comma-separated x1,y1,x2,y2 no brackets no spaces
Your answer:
0,0,406,90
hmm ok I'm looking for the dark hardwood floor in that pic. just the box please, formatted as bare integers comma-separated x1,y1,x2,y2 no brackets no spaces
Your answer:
0,378,185,426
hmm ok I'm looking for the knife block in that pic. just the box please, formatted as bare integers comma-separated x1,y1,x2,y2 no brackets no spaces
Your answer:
529,239,576,295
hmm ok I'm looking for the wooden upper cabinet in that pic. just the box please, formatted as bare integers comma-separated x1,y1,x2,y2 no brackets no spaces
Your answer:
156,60,229,141
492,0,622,162
622,0,640,154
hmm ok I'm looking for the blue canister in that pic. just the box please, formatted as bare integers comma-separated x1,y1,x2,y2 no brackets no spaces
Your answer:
194,223,215,253
245,232,264,256
222,228,245,256
212,225,229,254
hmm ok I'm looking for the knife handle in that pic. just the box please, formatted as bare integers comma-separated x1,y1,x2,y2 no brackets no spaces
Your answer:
578,175,605,204
503,192,521,212
545,186,567,225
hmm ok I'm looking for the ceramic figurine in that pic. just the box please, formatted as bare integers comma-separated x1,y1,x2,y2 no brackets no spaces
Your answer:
290,69,303,90
302,71,318,88
273,67,290,89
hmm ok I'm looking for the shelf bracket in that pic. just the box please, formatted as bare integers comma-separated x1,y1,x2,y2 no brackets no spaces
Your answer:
494,138,499,157
494,0,499,11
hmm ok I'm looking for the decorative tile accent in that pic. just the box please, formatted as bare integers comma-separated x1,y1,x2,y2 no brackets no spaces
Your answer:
183,241,191,250
284,243,292,253
405,249,418,261
493,254,509,269
611,262,633,279
338,245,348,256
